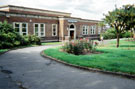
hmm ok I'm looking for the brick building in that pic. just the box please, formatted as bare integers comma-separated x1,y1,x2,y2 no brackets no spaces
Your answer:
0,5,103,42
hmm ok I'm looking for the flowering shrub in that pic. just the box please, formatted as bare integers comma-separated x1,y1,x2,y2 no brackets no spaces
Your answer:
62,38,98,55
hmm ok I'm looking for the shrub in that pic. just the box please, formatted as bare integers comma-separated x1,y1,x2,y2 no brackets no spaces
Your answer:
122,31,133,38
102,28,133,39
0,21,41,49
22,35,41,45
101,28,116,39
0,21,20,48
62,39,98,55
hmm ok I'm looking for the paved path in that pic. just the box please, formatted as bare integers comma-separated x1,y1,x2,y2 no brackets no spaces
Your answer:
0,45,135,89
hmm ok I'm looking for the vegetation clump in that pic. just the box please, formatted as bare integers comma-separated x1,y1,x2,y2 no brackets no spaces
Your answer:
62,38,98,55
0,21,41,49
102,28,133,39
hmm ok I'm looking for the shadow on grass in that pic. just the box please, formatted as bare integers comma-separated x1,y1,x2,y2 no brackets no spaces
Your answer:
111,45,135,48
119,45,135,47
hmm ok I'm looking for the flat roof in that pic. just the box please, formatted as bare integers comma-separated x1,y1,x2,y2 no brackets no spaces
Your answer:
0,5,71,16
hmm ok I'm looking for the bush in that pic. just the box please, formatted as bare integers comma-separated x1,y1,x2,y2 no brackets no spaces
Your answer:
0,21,20,48
62,38,98,55
101,28,116,39
122,31,133,38
102,28,133,39
0,21,41,49
22,35,41,45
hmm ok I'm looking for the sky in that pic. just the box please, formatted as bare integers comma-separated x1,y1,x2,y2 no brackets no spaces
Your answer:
0,0,135,20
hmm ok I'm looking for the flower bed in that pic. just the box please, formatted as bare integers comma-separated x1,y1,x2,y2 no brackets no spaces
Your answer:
62,38,98,55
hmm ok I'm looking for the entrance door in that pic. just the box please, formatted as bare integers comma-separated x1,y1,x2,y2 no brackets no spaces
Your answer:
69,24,76,40
70,31,74,39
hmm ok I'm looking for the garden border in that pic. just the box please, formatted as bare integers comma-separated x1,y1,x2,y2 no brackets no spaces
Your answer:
41,50,135,79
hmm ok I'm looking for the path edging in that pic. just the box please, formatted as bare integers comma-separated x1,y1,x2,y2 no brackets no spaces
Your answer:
41,50,135,79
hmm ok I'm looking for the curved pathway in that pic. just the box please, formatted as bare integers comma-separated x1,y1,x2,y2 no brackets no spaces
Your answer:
0,45,135,89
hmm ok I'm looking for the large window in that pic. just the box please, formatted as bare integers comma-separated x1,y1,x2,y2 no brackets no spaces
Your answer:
52,24,57,36
14,22,28,35
90,26,96,35
82,25,88,35
34,23,45,37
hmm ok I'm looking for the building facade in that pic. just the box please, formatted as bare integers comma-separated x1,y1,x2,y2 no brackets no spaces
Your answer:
0,5,104,42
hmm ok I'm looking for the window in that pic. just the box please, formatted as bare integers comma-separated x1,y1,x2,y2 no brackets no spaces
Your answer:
40,24,45,36
14,23,20,33
22,23,27,35
52,24,57,36
34,23,45,37
82,25,88,35
90,25,96,35
14,22,28,35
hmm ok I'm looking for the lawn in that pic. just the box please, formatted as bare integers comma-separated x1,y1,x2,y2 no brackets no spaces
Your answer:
41,42,62,45
44,39,135,75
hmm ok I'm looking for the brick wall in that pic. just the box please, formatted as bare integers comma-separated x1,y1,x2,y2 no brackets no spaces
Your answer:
0,12,101,42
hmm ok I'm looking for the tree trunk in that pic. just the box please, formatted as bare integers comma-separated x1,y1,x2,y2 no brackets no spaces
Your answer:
116,33,120,48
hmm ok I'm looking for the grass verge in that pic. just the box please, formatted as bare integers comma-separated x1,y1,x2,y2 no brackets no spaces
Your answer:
0,49,8,54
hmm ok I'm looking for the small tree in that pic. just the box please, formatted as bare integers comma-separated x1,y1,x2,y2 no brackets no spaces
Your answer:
104,8,127,47
104,4,135,47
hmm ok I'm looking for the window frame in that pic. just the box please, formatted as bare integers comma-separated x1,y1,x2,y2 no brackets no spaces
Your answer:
13,22,28,36
90,25,96,35
52,24,57,36
82,25,88,35
34,23,45,37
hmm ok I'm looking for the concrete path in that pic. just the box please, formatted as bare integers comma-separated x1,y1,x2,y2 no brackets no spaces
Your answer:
0,45,135,89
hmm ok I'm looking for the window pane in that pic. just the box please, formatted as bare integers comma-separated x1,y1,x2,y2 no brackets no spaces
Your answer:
15,23,19,28
41,28,44,32
35,24,38,27
22,23,26,27
86,29,88,34
52,24,57,36
22,33,26,35
41,24,44,27
15,28,19,32
53,25,56,28
35,27,38,36
53,33,56,36
41,33,44,36
35,28,38,33
22,28,26,32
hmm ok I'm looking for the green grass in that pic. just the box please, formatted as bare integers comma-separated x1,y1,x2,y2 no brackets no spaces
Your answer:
44,39,135,74
0,49,8,54
41,42,62,45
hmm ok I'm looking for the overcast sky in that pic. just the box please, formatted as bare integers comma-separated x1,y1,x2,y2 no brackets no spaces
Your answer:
0,0,135,20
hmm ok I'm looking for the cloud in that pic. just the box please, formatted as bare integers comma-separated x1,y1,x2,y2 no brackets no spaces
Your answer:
0,0,135,20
